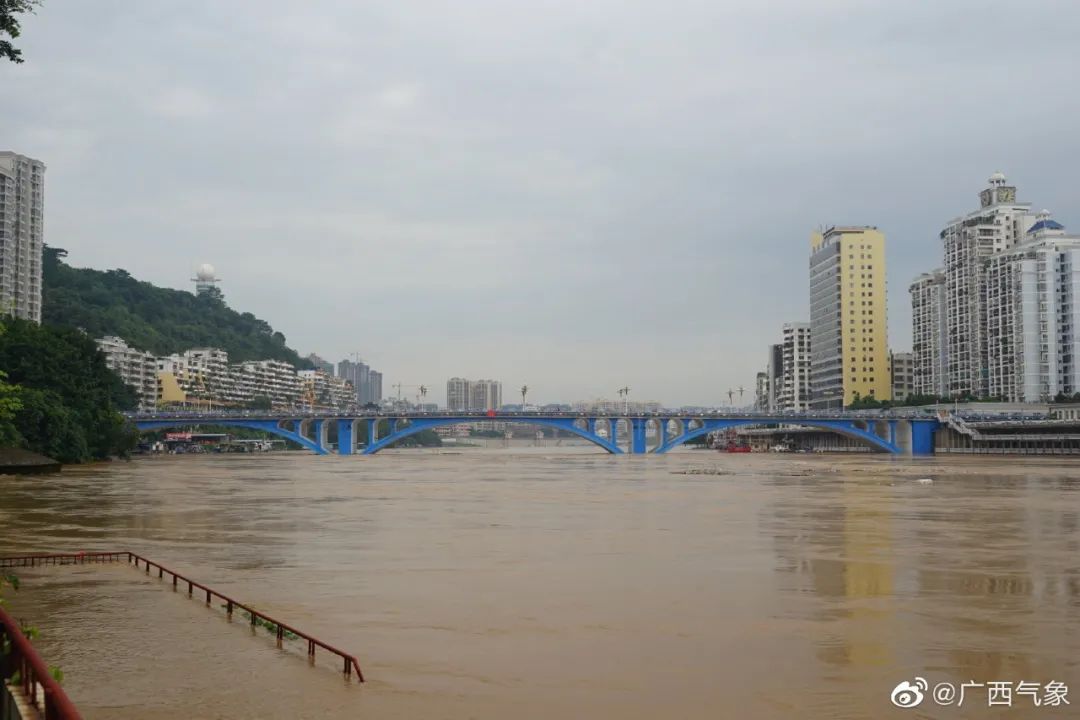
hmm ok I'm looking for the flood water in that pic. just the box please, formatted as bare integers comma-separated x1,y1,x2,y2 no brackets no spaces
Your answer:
1,447,1078,719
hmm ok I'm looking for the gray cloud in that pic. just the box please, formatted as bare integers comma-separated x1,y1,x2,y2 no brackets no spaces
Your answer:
4,0,1079,405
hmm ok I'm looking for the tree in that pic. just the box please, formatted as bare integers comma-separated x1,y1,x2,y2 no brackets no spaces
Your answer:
0,318,137,461
0,369,22,446
0,0,41,64
42,247,310,367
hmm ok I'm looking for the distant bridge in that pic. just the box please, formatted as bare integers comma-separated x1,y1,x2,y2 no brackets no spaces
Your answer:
129,411,940,455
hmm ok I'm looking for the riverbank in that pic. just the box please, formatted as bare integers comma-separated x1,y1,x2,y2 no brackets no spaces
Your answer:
0,447,61,474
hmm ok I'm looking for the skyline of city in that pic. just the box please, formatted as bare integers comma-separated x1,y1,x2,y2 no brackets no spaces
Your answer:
4,3,1079,406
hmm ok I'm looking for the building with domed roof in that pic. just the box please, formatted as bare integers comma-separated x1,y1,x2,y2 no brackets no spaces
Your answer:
192,263,221,296
984,211,1080,401
911,174,1080,401
934,173,1037,397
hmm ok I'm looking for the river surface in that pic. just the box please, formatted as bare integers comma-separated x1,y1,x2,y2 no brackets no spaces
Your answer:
1,447,1078,719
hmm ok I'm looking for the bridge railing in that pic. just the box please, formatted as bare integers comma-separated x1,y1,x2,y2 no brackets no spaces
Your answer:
0,552,364,682
0,604,83,720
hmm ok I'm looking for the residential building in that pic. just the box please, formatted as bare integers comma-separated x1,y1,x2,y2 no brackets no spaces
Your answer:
0,152,45,322
890,351,914,403
369,370,383,405
984,213,1080,402
941,172,1036,397
766,343,783,412
470,379,502,411
754,371,769,411
96,336,158,410
337,358,382,405
298,369,355,410
779,322,811,411
446,377,502,410
809,226,891,408
237,359,301,407
909,269,948,397
158,348,236,405
446,377,472,411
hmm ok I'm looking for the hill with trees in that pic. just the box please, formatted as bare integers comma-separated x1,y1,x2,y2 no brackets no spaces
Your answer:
42,248,309,367
0,318,137,463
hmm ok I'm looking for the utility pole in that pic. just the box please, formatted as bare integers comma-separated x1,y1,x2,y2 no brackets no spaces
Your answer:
738,385,745,403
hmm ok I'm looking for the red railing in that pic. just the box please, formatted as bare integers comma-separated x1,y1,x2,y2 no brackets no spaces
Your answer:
0,604,84,720
0,551,364,682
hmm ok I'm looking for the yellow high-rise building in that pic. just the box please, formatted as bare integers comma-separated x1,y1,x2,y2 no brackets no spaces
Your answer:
809,226,891,408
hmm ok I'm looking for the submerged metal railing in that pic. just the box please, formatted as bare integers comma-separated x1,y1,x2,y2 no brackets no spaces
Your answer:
0,552,364,682
1,604,83,720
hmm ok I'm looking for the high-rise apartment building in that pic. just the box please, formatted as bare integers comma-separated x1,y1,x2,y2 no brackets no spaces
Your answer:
337,358,382,405
766,343,783,412
0,152,45,322
909,269,948,397
809,226,891,408
754,371,769,411
368,370,383,405
779,323,811,411
470,379,502,411
446,377,472,411
446,377,502,410
941,173,1036,397
984,213,1080,402
890,351,914,403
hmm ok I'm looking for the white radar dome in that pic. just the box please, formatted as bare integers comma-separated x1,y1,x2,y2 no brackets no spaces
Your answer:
196,263,216,280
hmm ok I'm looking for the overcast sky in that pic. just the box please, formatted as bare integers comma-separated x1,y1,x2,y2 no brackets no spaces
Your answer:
4,0,1079,406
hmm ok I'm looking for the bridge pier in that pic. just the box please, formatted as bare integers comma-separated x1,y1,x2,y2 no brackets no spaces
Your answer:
631,418,648,454
337,419,355,455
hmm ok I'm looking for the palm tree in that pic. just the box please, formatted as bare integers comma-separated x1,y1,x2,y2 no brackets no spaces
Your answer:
727,388,735,405
520,385,528,410
419,385,428,408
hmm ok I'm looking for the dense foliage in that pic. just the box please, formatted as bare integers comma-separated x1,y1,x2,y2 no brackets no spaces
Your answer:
0,318,137,462
42,248,310,367
0,0,41,64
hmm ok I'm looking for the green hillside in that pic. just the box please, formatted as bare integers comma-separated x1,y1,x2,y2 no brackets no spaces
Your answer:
42,248,310,367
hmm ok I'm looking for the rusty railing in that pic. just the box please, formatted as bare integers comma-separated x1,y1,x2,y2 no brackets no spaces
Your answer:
0,551,364,682
0,603,84,720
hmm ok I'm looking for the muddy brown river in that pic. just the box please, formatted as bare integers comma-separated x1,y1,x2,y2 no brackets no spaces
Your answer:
1,448,1078,719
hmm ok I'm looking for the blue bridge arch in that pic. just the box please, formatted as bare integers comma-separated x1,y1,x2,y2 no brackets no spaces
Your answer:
131,413,939,456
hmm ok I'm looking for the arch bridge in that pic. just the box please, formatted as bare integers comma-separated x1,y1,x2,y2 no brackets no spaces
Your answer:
131,412,939,456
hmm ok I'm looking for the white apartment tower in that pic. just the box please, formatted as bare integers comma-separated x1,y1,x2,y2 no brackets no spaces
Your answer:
779,323,811,411
941,173,1036,397
96,336,158,410
0,152,45,322
984,213,1080,402
470,379,502,411
909,269,948,397
446,377,472,411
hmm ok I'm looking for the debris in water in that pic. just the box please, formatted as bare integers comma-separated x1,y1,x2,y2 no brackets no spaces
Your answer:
915,478,934,485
